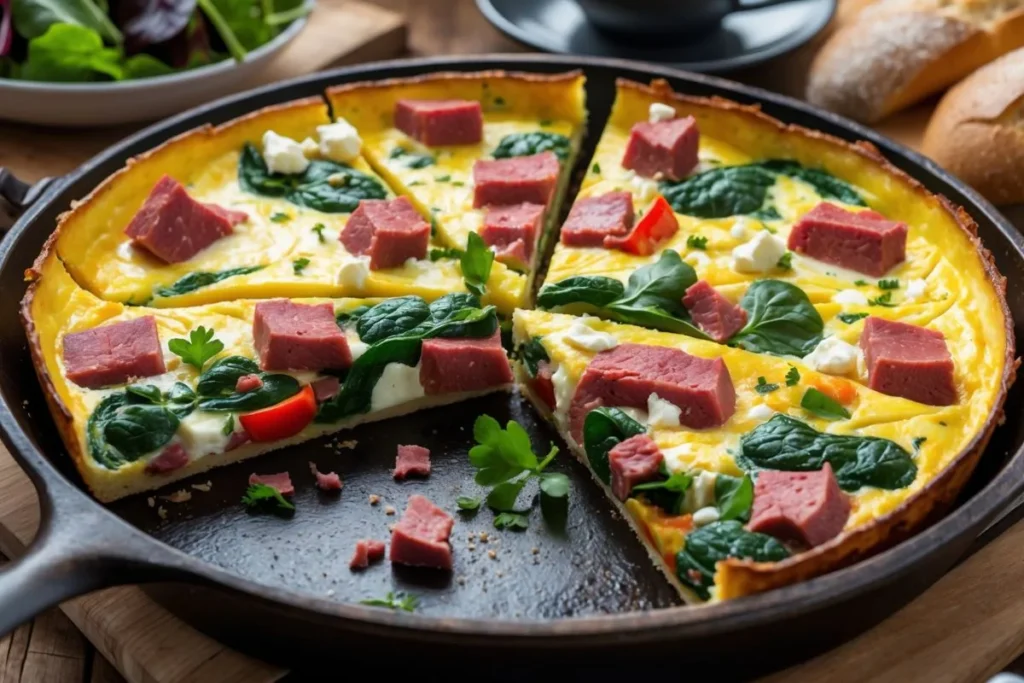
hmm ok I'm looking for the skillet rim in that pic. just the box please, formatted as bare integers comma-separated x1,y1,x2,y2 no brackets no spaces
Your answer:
1,52,1023,644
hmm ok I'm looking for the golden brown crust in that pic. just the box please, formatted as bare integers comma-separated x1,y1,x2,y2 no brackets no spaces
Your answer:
325,69,584,99
922,48,1024,206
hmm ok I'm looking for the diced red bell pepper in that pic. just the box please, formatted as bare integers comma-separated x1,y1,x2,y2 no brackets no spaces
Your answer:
239,385,317,442
604,195,679,256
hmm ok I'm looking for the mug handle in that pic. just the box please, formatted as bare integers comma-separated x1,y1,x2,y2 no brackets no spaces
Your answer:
733,0,794,10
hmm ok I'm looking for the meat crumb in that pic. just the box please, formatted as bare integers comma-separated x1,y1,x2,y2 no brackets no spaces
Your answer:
157,506,167,520
191,481,212,492
384,505,396,516
369,494,380,505
388,524,397,532
161,490,191,504
487,550,497,560
147,497,155,508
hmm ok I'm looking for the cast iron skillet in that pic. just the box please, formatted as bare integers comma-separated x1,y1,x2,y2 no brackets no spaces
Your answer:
0,55,1023,679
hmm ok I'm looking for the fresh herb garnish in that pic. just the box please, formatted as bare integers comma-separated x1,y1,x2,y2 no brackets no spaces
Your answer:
784,367,800,387
912,436,927,451
493,512,530,530
754,376,779,395
312,223,327,243
878,279,900,290
360,592,418,612
591,162,601,174
270,212,291,223
461,232,494,297
168,326,223,372
492,131,571,161
869,291,896,307
800,387,851,421
687,235,708,250
456,496,481,511
428,247,463,261
838,312,869,324
292,257,310,275
776,252,793,270
388,146,435,169
854,280,868,287
434,174,451,183
241,483,294,511
222,415,235,436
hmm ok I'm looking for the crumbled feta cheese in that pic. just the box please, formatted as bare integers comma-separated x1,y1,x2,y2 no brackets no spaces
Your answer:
692,506,720,527
833,289,868,306
616,407,649,424
564,318,618,353
747,404,774,420
905,278,927,301
626,170,658,202
262,130,309,175
317,119,362,163
177,411,232,458
648,102,676,123
730,218,755,240
370,362,425,412
348,340,368,361
647,393,681,429
684,470,717,512
685,250,711,268
731,231,787,273
804,336,860,375
551,364,573,418
337,256,370,291
300,137,319,158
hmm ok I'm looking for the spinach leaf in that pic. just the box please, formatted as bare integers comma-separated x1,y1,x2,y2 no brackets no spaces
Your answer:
537,276,624,309
660,165,776,219
336,305,371,326
837,312,868,324
676,521,790,600
194,355,300,412
427,293,480,322
153,265,263,299
238,143,387,213
800,387,851,421
13,0,122,43
714,473,753,522
461,232,494,297
633,468,693,515
736,414,917,491
581,407,646,485
516,337,549,378
614,250,697,312
20,23,123,82
388,146,435,169
87,393,180,470
195,356,259,395
758,160,865,206
492,132,571,162
602,306,708,340
356,296,431,344
729,280,824,357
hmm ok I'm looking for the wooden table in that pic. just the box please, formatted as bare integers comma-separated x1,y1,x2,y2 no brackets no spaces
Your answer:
1,1,1021,681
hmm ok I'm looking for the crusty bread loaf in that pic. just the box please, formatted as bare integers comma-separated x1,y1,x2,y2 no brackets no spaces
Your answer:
807,0,1024,124
922,47,1024,205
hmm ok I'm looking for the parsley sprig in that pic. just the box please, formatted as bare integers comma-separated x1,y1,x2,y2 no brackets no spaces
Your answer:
461,232,494,297
785,366,800,387
360,591,418,612
468,415,568,530
241,483,294,511
292,257,310,275
686,235,708,250
754,376,779,394
868,291,896,307
168,326,223,372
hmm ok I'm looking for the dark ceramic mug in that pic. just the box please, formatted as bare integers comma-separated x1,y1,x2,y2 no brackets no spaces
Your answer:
576,0,796,37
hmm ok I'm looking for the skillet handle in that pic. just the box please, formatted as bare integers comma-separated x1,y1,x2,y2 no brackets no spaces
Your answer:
0,168,58,233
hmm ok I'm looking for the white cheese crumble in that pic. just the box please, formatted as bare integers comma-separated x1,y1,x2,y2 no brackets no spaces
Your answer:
646,393,681,429
317,119,362,163
804,336,860,375
648,102,676,123
731,231,787,273
692,506,721,527
684,470,717,512
550,364,573,419
348,340,368,361
625,170,658,202
370,362,425,412
564,318,618,353
337,256,370,291
300,137,319,158
730,217,756,240
262,130,309,175
685,250,711,268
177,411,233,459
747,404,774,420
832,289,869,306
905,278,927,301
616,407,649,424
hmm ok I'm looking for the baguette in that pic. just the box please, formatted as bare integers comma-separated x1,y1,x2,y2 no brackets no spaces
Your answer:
806,0,1024,124
922,47,1024,205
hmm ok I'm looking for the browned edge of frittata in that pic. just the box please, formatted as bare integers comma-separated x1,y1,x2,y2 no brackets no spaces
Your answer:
323,68,585,103
608,78,1019,601
17,96,329,501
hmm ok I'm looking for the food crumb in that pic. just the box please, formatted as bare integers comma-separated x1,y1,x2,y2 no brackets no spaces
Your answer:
157,506,167,520
161,490,191,504
467,533,475,541
388,524,397,532
369,494,380,505
339,439,358,450
457,576,466,585
327,589,335,597
147,497,155,508
384,505,396,516
478,532,489,543
468,544,476,551
531,547,539,555
487,550,497,560
496,571,504,578
191,481,212,493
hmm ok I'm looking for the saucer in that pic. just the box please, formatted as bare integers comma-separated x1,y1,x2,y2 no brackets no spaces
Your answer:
475,0,836,73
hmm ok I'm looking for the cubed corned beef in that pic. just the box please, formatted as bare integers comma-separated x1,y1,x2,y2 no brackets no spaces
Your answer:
419,330,513,395
349,539,387,570
608,434,664,500
559,191,634,247
859,316,956,405
225,430,251,452
309,462,343,492
472,152,560,208
249,471,294,496
395,99,483,146
568,343,736,443
340,197,430,270
529,361,557,411
788,202,907,277
480,202,545,266
621,116,699,181
235,374,264,393
682,280,748,343
394,444,431,480
124,175,246,264
63,316,166,389
747,463,850,548
144,443,189,475
389,494,454,570
253,299,352,372
311,376,341,403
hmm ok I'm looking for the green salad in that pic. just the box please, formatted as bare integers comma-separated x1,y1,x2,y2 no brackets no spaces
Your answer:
0,0,311,83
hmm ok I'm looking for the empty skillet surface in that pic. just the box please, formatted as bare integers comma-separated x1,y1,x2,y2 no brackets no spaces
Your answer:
1,55,1023,677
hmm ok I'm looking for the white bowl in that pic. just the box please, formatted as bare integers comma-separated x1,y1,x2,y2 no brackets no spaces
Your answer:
0,16,307,127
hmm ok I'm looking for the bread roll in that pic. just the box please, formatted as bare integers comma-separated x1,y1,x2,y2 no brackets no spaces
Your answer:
922,47,1024,205
807,0,1024,124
